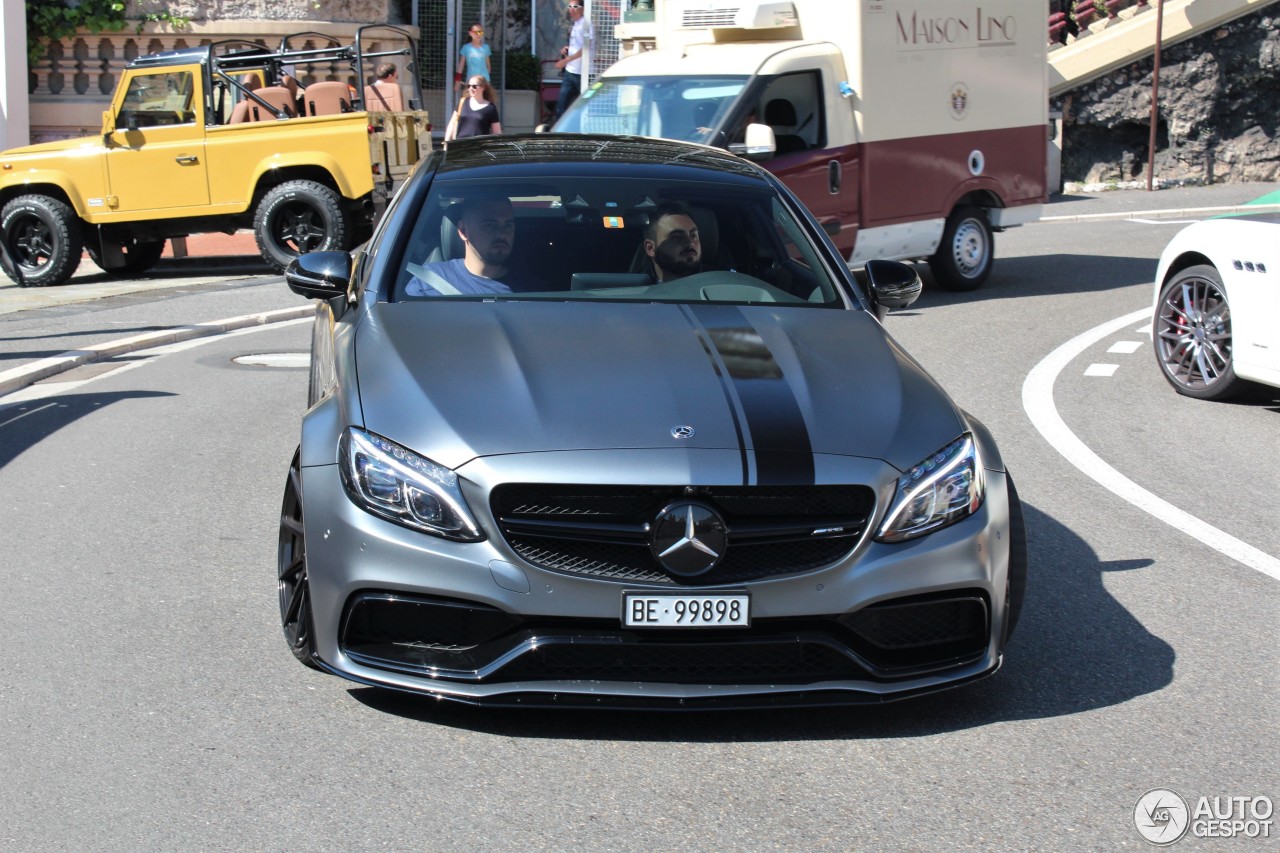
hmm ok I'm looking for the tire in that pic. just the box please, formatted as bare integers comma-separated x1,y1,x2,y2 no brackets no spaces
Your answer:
278,448,320,668
1003,474,1028,643
87,237,166,277
1,194,84,287
928,205,993,292
1153,264,1245,401
253,180,350,271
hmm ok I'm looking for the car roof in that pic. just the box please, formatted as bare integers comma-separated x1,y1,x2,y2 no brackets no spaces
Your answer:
435,134,773,183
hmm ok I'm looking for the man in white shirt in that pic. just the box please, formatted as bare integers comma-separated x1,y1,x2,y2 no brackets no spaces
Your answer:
553,2,592,121
406,197,516,296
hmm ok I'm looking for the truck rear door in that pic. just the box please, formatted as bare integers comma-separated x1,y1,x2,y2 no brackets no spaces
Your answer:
104,66,211,214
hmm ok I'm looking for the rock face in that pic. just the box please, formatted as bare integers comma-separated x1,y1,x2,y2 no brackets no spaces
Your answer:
1057,9,1279,185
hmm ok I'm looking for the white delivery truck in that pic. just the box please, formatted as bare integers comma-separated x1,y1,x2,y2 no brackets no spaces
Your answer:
553,0,1047,290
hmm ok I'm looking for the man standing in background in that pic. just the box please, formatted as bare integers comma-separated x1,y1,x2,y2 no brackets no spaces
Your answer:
553,2,591,121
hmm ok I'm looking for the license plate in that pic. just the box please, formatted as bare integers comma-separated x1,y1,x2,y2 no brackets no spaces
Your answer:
623,593,750,628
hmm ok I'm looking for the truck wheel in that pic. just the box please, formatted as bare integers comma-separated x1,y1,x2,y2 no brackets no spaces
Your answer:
928,205,993,292
254,180,350,271
87,237,166,277
1,194,84,287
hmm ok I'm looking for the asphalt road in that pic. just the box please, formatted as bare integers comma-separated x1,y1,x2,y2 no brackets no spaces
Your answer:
0,184,1276,851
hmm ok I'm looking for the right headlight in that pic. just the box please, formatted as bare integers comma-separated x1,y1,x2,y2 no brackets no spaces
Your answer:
875,435,984,543
338,427,484,542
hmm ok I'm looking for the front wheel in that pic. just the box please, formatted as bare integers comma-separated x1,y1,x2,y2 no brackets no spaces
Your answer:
1,194,84,287
1003,474,1028,643
928,205,993,292
87,237,166,277
1153,264,1244,400
278,448,320,668
254,180,350,271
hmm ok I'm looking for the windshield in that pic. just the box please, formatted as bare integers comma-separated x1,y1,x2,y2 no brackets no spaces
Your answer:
554,76,749,145
390,173,844,307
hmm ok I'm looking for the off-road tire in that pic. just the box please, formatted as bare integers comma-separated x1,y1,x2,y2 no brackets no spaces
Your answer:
1,194,84,287
254,180,350,271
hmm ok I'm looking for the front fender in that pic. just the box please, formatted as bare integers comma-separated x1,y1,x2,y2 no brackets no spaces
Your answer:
0,165,108,219
251,151,369,200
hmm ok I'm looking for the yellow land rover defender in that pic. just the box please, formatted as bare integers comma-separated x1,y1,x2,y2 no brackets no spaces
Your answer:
0,26,430,287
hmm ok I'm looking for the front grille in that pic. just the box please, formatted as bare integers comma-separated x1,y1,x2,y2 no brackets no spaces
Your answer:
491,484,875,586
499,637,864,684
840,593,990,671
681,9,740,28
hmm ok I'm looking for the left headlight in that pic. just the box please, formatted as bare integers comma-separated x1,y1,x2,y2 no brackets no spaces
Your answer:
875,435,984,543
338,427,484,542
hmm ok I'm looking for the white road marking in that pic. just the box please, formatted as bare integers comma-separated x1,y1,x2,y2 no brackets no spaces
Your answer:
0,401,57,429
1,318,311,404
1107,341,1143,354
1084,363,1119,377
1022,307,1280,582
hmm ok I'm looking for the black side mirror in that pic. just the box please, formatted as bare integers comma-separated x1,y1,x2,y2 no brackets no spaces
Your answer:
0,235,26,287
864,259,922,320
285,251,353,300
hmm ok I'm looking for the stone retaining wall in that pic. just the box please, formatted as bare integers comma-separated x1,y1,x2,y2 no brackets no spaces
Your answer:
1057,7,1279,185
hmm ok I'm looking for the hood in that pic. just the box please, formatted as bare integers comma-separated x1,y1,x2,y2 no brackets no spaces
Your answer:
1,136,101,160
356,301,965,476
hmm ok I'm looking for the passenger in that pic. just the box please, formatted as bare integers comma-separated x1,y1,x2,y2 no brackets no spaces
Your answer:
643,201,703,282
406,196,516,296
366,63,403,110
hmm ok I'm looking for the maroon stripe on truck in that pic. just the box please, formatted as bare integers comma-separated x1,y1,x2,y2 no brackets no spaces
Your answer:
860,124,1047,227
763,123,1046,257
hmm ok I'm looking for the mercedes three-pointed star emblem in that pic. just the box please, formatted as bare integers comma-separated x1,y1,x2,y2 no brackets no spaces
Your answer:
649,501,727,577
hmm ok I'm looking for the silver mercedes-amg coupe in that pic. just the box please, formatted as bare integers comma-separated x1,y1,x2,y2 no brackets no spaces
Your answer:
278,133,1027,708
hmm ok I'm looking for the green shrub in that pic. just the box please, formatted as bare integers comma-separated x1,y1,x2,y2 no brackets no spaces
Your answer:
494,51,541,91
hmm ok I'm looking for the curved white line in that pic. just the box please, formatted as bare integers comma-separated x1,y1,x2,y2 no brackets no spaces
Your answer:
1022,308,1280,582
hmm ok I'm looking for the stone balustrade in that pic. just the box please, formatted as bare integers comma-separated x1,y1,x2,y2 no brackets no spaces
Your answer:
28,20,416,142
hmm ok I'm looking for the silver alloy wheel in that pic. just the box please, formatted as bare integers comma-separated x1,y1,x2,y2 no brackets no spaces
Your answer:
1154,264,1238,399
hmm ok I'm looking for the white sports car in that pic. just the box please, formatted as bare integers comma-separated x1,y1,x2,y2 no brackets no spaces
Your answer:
1152,208,1280,400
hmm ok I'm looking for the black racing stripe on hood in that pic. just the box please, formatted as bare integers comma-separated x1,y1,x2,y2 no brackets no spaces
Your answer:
689,304,815,486
681,306,751,484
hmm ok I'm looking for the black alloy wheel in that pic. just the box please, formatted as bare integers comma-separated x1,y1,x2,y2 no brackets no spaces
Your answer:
1153,264,1244,400
1,194,84,287
254,180,350,271
1003,474,1028,643
278,448,320,668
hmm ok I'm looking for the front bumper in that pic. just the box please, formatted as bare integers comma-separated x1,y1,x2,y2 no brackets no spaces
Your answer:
298,452,1015,706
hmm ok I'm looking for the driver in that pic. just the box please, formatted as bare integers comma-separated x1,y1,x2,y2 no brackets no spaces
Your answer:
643,201,703,283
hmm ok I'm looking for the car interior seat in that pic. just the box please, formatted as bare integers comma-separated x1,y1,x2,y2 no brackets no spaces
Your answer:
764,99,807,154
365,82,405,111
304,81,351,116
249,86,297,121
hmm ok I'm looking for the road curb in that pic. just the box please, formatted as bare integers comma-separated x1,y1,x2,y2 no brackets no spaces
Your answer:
0,305,315,398
1040,202,1280,224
